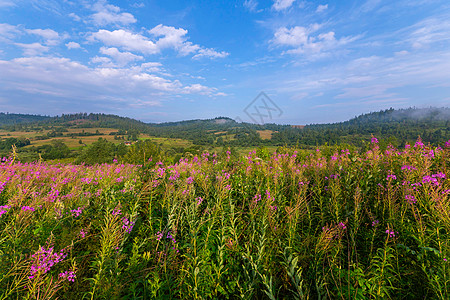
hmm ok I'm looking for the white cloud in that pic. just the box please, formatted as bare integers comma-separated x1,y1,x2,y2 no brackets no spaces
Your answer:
0,0,15,8
0,56,223,115
26,28,62,46
90,56,112,66
408,17,450,49
129,100,161,108
26,28,59,40
272,24,358,58
90,25,228,59
272,25,314,46
193,48,229,59
98,47,143,66
88,0,136,26
90,29,158,54
15,43,49,56
183,83,217,95
139,62,162,72
273,49,450,115
316,4,328,13
272,0,295,11
149,24,189,50
131,2,145,8
244,0,259,12
0,56,221,114
66,41,81,49
68,12,81,21
178,42,201,56
0,23,21,42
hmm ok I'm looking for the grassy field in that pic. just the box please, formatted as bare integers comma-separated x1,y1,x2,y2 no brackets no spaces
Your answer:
257,130,274,140
0,138,449,298
138,136,193,148
0,127,194,151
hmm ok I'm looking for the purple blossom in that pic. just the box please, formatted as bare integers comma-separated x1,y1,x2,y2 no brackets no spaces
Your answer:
0,205,11,217
71,207,83,218
122,217,135,234
432,172,446,179
79,229,87,238
422,175,439,186
386,229,396,238
338,222,347,230
405,194,417,205
59,269,76,282
29,247,67,279
414,138,424,148
156,168,166,178
386,174,397,181
401,165,417,171
21,206,35,212
266,190,273,201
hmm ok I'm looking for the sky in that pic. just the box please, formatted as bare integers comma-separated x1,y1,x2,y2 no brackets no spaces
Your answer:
0,0,450,124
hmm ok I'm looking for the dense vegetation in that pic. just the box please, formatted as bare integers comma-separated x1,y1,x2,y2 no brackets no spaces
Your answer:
1,108,450,157
0,138,450,298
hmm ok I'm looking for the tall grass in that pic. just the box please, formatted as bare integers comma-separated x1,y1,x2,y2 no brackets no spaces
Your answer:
0,138,449,298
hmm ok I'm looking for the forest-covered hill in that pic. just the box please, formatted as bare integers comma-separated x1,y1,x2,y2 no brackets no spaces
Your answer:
1,107,449,148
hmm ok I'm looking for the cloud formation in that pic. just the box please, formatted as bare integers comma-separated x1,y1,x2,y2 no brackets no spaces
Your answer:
0,56,221,114
88,0,137,26
25,28,63,46
66,41,81,49
0,23,21,42
90,25,229,59
97,47,144,66
272,0,295,11
316,4,328,13
272,24,358,58
243,0,259,12
14,43,49,56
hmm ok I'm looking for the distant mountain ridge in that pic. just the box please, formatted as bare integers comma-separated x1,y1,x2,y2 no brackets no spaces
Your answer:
1,107,448,127
0,112,51,125
0,107,449,147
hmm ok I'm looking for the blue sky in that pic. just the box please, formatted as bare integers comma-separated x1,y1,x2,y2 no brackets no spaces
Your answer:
0,0,449,124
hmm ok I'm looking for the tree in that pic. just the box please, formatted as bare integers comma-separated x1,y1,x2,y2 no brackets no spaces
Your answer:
41,140,71,160
75,138,116,165
124,140,161,164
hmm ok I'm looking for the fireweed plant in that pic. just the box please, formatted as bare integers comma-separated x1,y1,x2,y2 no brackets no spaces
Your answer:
0,137,449,299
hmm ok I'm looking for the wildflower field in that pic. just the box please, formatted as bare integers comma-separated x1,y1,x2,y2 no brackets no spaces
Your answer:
1,138,450,299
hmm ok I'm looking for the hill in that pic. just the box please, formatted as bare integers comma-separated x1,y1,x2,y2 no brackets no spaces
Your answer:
1,107,449,151
0,112,51,125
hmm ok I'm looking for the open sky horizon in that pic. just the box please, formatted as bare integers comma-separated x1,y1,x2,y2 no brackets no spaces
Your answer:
1,0,449,125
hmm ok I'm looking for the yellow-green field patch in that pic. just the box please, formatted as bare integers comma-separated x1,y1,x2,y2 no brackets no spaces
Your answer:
257,130,274,140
